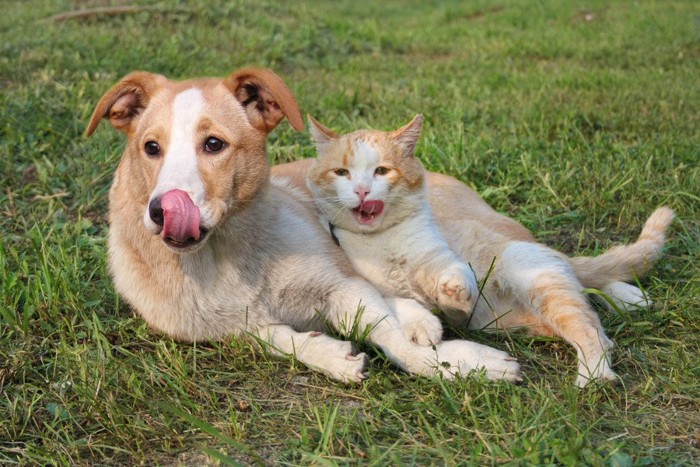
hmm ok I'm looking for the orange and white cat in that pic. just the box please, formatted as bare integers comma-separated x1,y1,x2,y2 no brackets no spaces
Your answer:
307,114,478,346
294,115,674,386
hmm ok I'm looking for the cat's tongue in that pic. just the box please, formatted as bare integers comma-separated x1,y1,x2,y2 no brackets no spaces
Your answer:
161,189,201,244
356,200,384,224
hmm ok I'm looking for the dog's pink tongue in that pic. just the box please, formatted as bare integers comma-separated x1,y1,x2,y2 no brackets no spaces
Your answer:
358,200,384,223
161,189,201,243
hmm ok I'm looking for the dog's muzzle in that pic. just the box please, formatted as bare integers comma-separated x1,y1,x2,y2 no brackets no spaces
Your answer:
149,189,208,251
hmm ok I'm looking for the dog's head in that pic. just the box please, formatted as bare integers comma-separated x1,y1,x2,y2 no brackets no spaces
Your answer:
86,68,303,253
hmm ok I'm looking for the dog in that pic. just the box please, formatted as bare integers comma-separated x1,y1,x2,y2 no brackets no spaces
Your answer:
85,68,522,383
273,155,673,387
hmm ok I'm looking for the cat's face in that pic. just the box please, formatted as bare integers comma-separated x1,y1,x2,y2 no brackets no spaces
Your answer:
307,115,426,233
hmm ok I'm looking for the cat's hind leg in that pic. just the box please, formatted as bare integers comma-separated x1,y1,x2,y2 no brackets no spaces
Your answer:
498,242,616,387
596,281,652,311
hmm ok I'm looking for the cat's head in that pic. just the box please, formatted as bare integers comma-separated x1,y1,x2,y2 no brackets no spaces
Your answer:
307,115,426,233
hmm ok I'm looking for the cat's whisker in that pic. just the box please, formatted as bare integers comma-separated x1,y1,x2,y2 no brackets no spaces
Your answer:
310,195,346,203
328,204,349,224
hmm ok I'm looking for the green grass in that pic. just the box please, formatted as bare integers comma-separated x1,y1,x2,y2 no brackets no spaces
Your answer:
1,0,698,464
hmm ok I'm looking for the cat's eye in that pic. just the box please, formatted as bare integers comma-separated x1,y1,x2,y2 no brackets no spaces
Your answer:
333,168,349,177
144,141,161,157
204,136,226,153
374,166,390,175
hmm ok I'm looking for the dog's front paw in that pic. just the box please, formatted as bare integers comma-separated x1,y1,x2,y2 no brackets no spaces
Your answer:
324,340,370,384
304,336,370,384
433,340,522,382
338,352,370,384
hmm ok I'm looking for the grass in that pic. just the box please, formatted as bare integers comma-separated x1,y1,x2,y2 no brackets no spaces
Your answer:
1,0,698,464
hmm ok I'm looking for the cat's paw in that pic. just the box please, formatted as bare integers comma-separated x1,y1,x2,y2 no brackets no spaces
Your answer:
598,281,652,311
402,313,443,346
575,357,617,388
387,297,443,346
437,264,478,315
440,278,470,302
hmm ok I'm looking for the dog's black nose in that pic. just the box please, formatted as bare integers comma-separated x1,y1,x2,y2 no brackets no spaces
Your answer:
149,198,164,226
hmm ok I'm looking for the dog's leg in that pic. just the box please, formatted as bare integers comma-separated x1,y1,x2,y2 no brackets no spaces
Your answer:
499,242,616,387
385,297,443,346
327,278,521,382
256,324,369,384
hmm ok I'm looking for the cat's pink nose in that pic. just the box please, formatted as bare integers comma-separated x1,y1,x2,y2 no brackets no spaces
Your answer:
355,186,370,201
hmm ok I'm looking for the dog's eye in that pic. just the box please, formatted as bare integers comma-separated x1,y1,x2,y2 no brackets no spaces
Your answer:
144,141,160,157
374,166,390,175
333,168,349,177
204,137,226,153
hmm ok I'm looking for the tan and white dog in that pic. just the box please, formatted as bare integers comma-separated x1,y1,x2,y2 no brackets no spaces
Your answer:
85,68,522,383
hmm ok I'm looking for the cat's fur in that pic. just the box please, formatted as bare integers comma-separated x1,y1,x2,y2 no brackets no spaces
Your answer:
291,115,674,386
308,114,478,345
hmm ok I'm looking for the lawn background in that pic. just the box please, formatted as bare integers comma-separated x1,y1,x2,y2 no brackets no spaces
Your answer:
1,0,698,464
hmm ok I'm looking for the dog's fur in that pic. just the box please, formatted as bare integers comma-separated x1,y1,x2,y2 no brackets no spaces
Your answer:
86,68,522,383
274,147,673,387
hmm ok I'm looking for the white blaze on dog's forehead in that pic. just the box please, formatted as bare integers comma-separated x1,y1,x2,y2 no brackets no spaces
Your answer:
152,88,207,206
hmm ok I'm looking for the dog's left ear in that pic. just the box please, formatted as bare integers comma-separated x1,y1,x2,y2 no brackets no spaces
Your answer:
85,71,167,137
390,114,424,157
224,68,304,134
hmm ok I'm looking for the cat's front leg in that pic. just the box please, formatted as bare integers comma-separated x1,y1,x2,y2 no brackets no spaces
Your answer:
384,297,443,346
435,262,479,324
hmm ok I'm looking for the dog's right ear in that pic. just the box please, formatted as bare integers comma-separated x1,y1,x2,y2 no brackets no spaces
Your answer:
84,72,167,137
224,68,304,134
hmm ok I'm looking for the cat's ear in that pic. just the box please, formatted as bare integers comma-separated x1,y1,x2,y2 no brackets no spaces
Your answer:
308,115,339,151
391,114,424,157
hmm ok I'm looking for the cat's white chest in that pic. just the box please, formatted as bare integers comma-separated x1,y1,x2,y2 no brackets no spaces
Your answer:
333,229,402,295
332,212,443,299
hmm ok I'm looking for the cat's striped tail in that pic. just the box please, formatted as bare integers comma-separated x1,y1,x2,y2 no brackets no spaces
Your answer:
569,207,674,289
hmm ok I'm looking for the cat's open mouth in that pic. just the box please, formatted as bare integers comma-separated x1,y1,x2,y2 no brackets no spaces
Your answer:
353,200,384,225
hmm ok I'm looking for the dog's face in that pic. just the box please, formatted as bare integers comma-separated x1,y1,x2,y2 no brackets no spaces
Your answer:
86,69,303,253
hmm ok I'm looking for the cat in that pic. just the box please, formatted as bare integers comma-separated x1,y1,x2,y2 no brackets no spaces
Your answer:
298,114,673,386
306,114,478,347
